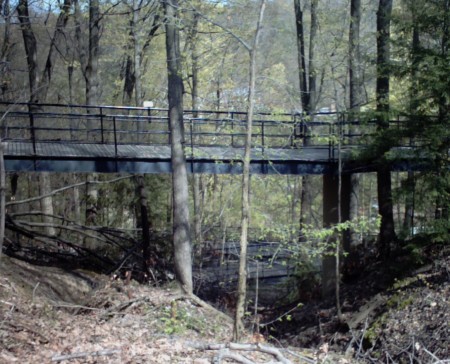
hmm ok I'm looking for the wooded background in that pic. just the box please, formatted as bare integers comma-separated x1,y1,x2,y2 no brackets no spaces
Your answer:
0,0,448,324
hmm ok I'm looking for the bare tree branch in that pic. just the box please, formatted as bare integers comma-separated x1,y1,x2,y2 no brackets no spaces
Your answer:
6,175,133,207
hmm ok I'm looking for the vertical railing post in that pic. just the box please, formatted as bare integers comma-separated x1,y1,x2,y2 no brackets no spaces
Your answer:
147,108,152,144
261,120,265,155
167,110,171,145
231,112,235,147
113,116,118,157
28,104,37,155
100,106,104,144
190,118,194,173
329,121,334,160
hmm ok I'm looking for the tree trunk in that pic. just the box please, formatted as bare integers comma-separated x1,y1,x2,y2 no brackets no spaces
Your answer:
308,0,318,112
132,0,143,108
17,0,39,103
295,0,318,234
72,175,81,224
85,174,98,226
136,175,151,275
0,0,12,100
39,173,56,236
402,15,420,236
189,11,203,245
294,0,309,112
164,0,193,294
86,0,100,107
38,0,73,102
18,0,60,236
0,142,5,261
344,0,362,271
376,0,396,257
233,0,266,342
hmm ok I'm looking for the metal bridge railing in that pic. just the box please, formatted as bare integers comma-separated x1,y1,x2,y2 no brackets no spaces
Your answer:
0,101,413,162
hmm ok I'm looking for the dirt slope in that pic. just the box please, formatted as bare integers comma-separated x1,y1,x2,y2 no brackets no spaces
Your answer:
0,256,317,363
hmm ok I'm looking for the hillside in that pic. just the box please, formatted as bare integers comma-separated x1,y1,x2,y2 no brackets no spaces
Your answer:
0,248,448,363
0,256,316,363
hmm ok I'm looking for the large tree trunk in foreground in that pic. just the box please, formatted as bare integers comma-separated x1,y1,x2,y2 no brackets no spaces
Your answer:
0,142,5,261
18,0,59,237
348,0,362,238
294,0,318,234
164,0,193,294
344,0,362,273
376,0,396,258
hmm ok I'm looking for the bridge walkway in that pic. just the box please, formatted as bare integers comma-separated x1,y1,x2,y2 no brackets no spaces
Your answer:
0,102,405,175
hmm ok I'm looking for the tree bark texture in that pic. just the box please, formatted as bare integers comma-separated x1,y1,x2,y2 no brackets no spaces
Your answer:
0,0,12,100
376,0,393,124
345,0,362,265
17,0,39,103
293,0,309,112
295,0,318,233
0,142,5,261
349,0,362,111
189,12,203,245
86,0,100,107
39,173,56,237
376,0,396,256
136,175,151,275
233,0,266,342
18,0,62,237
38,0,73,102
164,0,193,294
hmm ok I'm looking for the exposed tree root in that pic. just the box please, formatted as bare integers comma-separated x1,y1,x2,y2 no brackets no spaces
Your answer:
188,342,294,364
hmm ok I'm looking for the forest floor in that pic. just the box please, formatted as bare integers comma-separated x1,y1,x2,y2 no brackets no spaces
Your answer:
0,244,448,363
272,244,449,363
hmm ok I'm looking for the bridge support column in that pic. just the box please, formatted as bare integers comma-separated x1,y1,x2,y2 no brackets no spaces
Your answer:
322,173,351,297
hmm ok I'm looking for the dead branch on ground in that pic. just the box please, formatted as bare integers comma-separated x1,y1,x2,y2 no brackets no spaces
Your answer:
51,348,121,362
188,342,294,364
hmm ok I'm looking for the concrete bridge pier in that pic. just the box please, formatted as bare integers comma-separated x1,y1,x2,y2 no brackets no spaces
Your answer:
321,173,351,297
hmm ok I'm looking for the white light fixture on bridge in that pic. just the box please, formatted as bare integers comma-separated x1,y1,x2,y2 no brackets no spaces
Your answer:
143,101,154,108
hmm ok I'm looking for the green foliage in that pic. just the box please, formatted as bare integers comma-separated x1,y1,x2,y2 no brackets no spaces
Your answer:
159,301,210,335
300,215,381,258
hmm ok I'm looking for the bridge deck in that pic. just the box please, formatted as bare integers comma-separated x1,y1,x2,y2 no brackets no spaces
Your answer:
4,141,344,174
0,102,417,175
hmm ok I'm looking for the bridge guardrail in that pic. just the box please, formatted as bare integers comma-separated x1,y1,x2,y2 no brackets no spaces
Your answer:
0,101,415,163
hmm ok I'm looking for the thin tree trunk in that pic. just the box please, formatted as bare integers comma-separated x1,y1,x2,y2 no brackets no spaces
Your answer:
189,11,203,245
345,0,362,271
86,0,100,107
295,0,318,235
348,0,362,235
72,175,81,224
17,0,39,103
136,175,151,275
0,142,5,261
164,0,193,294
133,0,143,107
18,0,60,236
39,173,56,236
38,0,73,102
308,0,318,113
294,0,309,112
376,0,396,258
0,0,12,101
403,14,420,235
233,0,266,342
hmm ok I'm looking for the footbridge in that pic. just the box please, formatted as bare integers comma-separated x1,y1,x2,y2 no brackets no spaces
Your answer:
0,102,426,297
0,102,414,175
